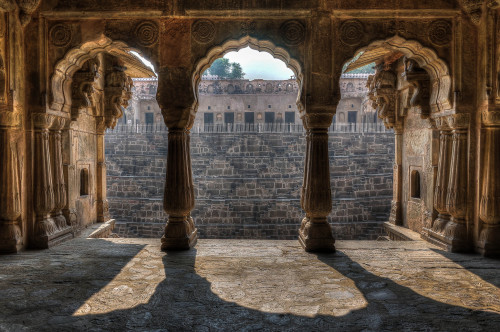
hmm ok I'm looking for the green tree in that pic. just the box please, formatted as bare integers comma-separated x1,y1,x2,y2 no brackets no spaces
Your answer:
228,62,245,79
208,58,230,78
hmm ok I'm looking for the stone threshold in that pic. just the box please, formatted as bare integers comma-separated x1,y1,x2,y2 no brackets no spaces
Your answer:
384,221,422,241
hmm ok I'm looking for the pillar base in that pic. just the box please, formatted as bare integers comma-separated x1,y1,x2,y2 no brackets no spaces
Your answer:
161,216,198,251
477,225,500,258
424,218,469,252
298,217,335,253
0,222,23,254
31,217,73,249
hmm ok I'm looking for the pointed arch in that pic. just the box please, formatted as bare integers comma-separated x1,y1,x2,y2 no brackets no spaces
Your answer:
344,35,452,113
50,36,154,113
192,36,304,115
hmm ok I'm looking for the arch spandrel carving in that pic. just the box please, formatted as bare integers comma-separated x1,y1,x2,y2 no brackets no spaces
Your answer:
342,35,453,115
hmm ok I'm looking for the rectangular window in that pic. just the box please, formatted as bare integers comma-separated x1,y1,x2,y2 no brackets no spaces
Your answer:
268,105,272,108
227,106,231,110
248,105,251,108
204,112,214,124
265,112,275,123
285,112,295,124
348,111,357,123
224,112,234,124
145,112,154,124
208,106,211,110
244,112,254,123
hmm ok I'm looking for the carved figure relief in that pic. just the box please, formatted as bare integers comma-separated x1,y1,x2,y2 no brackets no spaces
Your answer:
135,21,159,47
49,24,72,48
104,66,133,129
428,20,452,46
367,69,397,129
340,20,364,46
192,20,216,44
403,58,431,119
0,55,5,104
280,20,305,46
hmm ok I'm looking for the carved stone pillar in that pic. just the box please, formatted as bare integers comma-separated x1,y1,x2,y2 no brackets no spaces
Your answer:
431,118,453,236
298,113,335,252
32,114,72,249
50,117,70,230
0,115,22,253
478,111,500,256
161,127,198,250
389,126,403,225
96,117,110,222
443,115,470,252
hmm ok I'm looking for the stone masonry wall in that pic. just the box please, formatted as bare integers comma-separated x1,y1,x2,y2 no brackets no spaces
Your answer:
105,132,395,240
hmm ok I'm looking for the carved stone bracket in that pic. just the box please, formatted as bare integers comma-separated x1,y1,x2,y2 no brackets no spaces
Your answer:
367,70,397,129
402,59,431,119
104,66,132,129
71,58,100,121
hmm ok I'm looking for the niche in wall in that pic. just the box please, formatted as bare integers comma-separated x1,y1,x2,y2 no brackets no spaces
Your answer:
410,170,421,199
80,168,89,196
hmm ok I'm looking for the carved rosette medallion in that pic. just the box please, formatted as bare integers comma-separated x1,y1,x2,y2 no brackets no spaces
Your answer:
135,21,159,47
49,24,72,48
428,20,452,46
192,20,216,44
280,20,305,46
340,20,364,46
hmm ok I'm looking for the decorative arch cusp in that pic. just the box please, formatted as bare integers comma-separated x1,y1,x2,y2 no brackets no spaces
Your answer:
344,35,452,113
50,36,155,113
192,36,304,116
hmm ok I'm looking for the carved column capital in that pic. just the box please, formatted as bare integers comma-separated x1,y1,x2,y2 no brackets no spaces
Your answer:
446,113,470,130
482,111,500,127
302,113,333,130
0,110,21,128
32,113,57,130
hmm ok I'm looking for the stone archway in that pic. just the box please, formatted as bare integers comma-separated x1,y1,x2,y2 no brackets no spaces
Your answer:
191,36,304,117
343,35,452,114
32,36,157,248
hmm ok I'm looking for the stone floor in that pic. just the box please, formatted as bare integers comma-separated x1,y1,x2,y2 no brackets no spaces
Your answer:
1,238,500,331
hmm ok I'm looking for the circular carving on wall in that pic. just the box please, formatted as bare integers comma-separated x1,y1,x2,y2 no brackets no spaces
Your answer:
192,20,216,44
50,24,72,47
428,20,452,46
340,20,364,46
280,20,305,46
135,21,159,47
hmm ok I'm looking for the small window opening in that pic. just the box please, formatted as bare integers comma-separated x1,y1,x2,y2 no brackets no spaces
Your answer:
411,170,421,199
80,168,89,196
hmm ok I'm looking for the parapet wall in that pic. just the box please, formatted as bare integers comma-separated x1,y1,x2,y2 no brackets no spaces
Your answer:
105,130,395,240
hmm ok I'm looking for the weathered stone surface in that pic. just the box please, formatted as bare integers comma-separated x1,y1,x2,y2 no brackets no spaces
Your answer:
105,132,395,239
0,238,499,330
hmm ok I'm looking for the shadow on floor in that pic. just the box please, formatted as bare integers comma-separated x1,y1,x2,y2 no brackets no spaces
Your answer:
65,246,500,331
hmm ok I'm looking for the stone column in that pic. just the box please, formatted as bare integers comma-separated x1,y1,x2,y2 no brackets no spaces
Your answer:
298,113,335,252
50,117,70,230
161,127,198,250
0,119,22,253
432,120,453,234
389,126,403,225
444,114,470,251
478,111,500,256
32,113,72,249
96,117,110,222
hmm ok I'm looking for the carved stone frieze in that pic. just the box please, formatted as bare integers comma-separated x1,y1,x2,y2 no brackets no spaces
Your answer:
240,20,256,36
340,20,364,46
482,111,500,126
280,20,305,46
192,20,216,44
49,23,72,48
134,21,159,47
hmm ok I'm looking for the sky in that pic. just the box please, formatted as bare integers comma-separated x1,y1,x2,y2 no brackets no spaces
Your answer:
223,47,295,80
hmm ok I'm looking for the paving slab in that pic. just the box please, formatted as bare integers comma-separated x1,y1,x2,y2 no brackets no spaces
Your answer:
0,238,499,331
